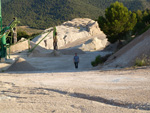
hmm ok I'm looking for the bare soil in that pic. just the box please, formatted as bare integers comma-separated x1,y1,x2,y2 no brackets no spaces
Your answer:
0,68,150,113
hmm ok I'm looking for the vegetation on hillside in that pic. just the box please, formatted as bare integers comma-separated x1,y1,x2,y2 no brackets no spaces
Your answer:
91,55,111,67
1,0,11,3
1,0,150,29
98,1,150,43
134,9,150,35
1,0,101,29
96,2,150,66
135,55,150,66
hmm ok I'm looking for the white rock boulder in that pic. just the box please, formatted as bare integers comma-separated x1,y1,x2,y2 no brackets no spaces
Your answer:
32,18,107,50
80,37,108,51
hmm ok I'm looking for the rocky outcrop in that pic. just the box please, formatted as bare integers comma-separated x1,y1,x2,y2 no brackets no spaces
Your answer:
32,18,107,51
80,37,108,51
62,18,102,36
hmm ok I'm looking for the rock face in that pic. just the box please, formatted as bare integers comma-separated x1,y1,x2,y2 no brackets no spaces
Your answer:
32,18,107,51
62,18,102,36
80,37,108,51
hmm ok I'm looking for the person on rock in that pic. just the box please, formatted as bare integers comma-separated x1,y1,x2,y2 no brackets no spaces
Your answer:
73,53,79,69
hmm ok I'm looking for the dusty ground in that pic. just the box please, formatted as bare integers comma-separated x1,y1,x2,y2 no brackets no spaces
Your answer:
0,67,150,113
0,45,150,113
0,27,150,112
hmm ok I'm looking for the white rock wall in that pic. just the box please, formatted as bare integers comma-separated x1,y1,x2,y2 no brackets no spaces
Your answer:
32,18,107,50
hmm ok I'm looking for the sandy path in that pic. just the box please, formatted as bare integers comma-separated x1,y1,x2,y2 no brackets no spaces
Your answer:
0,68,150,113
23,51,111,72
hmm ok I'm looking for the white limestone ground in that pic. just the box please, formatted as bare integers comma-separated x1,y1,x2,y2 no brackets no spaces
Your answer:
0,68,150,113
25,51,111,72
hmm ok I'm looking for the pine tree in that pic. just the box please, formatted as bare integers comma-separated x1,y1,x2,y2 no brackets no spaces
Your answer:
98,1,137,43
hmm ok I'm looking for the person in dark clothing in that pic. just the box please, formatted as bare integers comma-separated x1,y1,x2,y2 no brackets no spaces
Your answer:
74,53,79,69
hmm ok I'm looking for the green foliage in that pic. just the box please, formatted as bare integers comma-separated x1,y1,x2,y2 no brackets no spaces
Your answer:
133,9,150,35
91,61,97,67
91,55,102,67
91,55,110,67
1,0,101,29
1,0,11,3
1,69,5,72
135,55,150,66
136,10,143,21
98,1,137,43
95,55,102,63
135,59,147,66
1,0,150,29
17,31,29,41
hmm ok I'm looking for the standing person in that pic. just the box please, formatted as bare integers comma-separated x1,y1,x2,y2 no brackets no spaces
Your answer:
74,53,79,69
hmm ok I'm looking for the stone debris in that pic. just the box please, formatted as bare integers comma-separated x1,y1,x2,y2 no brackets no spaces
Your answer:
6,57,38,71
79,37,108,51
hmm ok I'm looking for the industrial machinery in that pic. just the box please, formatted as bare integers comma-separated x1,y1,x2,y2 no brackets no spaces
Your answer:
0,0,19,62
29,27,57,53
0,0,57,60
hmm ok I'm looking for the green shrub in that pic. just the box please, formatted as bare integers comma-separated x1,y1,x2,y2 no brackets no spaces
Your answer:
91,61,97,67
1,70,5,72
17,31,29,41
135,55,150,66
91,54,111,67
95,55,102,64
135,58,147,66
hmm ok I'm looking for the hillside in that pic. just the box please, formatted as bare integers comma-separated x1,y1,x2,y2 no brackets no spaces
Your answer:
1,0,11,3
103,28,150,69
1,0,150,29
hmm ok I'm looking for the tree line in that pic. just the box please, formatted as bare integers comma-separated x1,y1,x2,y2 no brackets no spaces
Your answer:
98,1,150,44
1,0,150,29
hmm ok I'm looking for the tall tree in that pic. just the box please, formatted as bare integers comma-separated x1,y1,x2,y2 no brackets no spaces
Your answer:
133,9,150,35
136,10,143,21
98,1,137,43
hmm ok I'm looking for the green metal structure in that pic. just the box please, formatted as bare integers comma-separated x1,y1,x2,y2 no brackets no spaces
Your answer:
0,0,19,60
0,0,6,59
0,0,57,58
53,26,57,38
29,29,54,52
29,27,57,53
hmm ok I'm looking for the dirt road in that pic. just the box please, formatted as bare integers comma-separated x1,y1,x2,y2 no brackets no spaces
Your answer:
0,67,150,113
